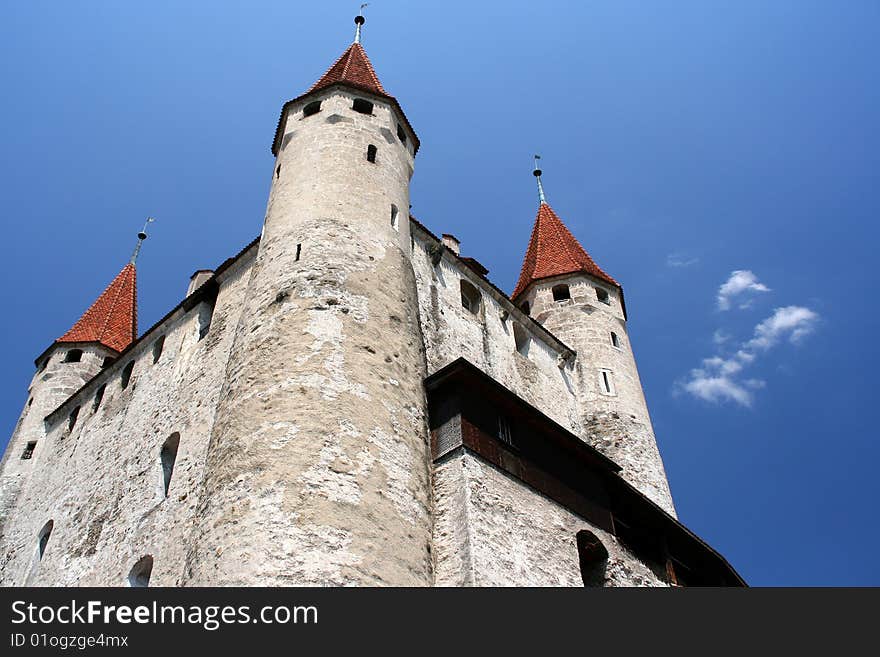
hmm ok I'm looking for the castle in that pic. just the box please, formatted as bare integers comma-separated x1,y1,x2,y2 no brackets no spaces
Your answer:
0,16,743,587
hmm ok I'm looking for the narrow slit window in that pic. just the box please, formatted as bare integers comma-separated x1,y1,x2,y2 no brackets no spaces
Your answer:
152,336,165,364
390,204,399,231
93,384,106,411
275,164,281,179
396,123,407,145
68,406,80,431
37,520,53,560
303,101,321,117
198,286,219,341
600,369,615,395
513,323,530,356
161,432,180,498
460,279,482,315
64,349,83,363
552,284,571,302
21,441,36,460
611,332,621,348
128,555,153,587
352,98,374,114
121,362,135,389
596,287,610,304
366,144,377,163
295,243,302,261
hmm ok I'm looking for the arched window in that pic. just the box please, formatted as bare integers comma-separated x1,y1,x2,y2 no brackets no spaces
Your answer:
611,332,621,348
161,433,180,498
128,555,153,587
152,336,166,364
93,384,106,411
352,98,374,115
390,204,399,231
303,101,321,117
366,144,377,163
552,284,571,302
64,349,83,363
67,406,80,432
37,520,53,561
121,362,135,389
576,530,609,586
513,323,529,356
460,279,481,315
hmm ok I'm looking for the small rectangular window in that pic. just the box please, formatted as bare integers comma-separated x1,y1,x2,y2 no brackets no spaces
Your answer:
596,287,610,304
295,243,302,261
600,369,615,395
21,441,36,460
352,98,374,115
366,144,377,163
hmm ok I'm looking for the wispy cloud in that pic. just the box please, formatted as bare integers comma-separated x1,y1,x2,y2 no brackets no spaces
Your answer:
717,270,770,311
678,305,819,408
667,253,700,268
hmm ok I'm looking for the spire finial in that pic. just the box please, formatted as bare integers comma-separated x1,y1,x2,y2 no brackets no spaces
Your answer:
533,155,546,205
130,217,155,264
354,4,368,44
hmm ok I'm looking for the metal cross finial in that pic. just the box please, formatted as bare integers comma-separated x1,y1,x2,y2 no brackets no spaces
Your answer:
130,217,155,264
533,155,546,205
354,4,368,43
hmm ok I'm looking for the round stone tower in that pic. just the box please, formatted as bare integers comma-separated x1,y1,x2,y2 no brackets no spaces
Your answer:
0,261,138,537
182,18,433,585
511,168,676,516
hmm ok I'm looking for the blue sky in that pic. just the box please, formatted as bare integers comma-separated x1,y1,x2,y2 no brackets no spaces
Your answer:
1,1,878,585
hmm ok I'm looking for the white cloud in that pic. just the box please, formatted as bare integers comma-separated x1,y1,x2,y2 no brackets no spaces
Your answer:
712,329,731,345
717,270,771,311
667,253,700,268
746,306,819,350
678,305,819,408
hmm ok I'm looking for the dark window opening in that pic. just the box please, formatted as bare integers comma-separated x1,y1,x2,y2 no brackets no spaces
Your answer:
102,356,115,369
128,555,153,587
275,164,281,179
198,293,218,341
366,144,377,163
396,123,407,144
64,349,83,363
295,243,302,261
93,384,106,412
161,432,180,498
352,98,374,115
520,301,531,316
68,406,80,431
152,336,165,364
601,370,613,394
121,362,135,389
303,101,321,117
460,279,481,315
513,323,529,356
37,520,53,560
21,441,36,460
552,284,571,302
611,332,620,348
596,287,610,304
576,530,609,587
498,416,514,447
27,398,33,407
391,204,399,230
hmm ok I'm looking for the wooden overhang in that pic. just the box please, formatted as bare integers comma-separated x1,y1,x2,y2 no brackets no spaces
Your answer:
424,357,746,587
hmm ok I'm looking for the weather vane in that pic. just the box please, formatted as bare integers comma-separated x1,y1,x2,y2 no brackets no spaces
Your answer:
355,4,369,44
130,217,155,264
533,155,546,204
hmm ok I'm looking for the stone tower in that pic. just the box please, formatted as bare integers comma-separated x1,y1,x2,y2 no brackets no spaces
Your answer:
181,16,433,585
0,260,138,542
510,168,676,515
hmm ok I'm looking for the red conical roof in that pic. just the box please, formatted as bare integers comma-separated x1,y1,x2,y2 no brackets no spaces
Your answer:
57,263,137,353
310,42,387,96
512,202,618,300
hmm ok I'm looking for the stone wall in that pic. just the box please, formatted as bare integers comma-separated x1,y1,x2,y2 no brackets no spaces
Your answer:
0,248,255,586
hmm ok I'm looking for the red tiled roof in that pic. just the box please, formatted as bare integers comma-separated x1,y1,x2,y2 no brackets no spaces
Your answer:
57,263,137,353
512,202,618,300
310,42,386,96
